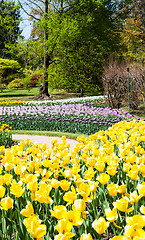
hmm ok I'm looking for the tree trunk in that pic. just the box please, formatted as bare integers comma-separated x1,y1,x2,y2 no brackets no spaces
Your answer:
80,85,84,97
42,0,50,97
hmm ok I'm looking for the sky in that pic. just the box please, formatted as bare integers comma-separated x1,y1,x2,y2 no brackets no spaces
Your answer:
14,0,32,40
19,10,32,40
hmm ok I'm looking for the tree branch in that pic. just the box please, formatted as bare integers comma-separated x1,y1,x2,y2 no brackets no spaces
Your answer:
18,0,40,21
26,0,44,14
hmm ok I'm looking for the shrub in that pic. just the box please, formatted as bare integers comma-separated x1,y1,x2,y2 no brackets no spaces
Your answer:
7,78,23,89
29,75,40,87
22,73,41,89
0,58,22,85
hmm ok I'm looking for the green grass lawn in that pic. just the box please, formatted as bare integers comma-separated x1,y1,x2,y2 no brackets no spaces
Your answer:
0,87,78,101
0,87,39,101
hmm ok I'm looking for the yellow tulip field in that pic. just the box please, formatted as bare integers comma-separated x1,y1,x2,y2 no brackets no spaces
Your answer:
0,120,145,239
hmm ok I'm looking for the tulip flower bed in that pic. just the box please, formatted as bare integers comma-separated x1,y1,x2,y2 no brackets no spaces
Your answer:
0,123,12,147
0,97,136,134
0,120,145,239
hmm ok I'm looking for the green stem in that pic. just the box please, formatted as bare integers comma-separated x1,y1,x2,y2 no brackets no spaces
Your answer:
2,209,6,238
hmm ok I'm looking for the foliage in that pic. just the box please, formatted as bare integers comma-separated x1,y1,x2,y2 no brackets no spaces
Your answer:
120,9,145,62
17,0,145,96
0,120,145,239
0,0,22,59
19,0,124,95
30,75,41,87
17,39,44,70
46,0,122,94
0,58,22,85
7,78,23,89
22,70,42,90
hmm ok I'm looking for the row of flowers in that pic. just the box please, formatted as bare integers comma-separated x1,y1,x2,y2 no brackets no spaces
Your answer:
0,124,12,147
0,100,26,106
0,97,138,134
0,120,145,239
25,96,105,106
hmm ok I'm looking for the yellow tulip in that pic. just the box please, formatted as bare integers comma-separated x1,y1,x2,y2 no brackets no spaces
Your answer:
105,208,118,222
89,181,98,192
77,183,92,202
0,185,5,198
128,170,139,180
73,199,86,213
124,225,145,239
80,233,93,240
129,191,141,205
63,191,77,205
24,139,31,146
60,180,71,191
77,182,90,198
126,215,145,229
97,173,110,185
66,210,83,226
14,165,26,175
35,182,52,204
118,184,126,194
123,163,131,172
92,217,109,234
50,205,67,220
0,146,5,153
19,141,25,148
10,180,25,198
107,166,118,176
137,183,145,197
54,232,75,240
113,198,133,213
1,196,14,210
63,169,73,179
140,205,145,214
109,237,124,240
55,219,72,234
0,176,3,185
95,161,105,172
21,202,34,217
84,167,95,180
27,180,38,192
21,173,38,184
107,184,118,197
3,173,13,186
50,179,60,188
24,216,46,239
4,162,13,171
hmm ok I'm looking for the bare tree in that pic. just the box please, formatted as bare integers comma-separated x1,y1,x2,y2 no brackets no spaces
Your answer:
102,58,145,110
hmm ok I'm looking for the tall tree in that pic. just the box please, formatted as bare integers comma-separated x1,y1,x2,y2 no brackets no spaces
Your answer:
48,0,122,95
118,0,145,61
18,0,68,97
19,0,144,96
0,0,22,59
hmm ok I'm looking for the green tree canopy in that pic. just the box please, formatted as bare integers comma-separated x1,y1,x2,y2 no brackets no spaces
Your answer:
0,58,22,84
47,0,122,94
0,0,22,59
